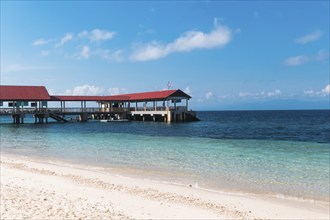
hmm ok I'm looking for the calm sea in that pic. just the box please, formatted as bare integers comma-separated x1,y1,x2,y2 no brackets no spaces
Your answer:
1,110,329,202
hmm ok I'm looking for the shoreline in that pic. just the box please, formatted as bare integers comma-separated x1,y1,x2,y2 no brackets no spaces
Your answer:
2,150,328,204
1,153,329,219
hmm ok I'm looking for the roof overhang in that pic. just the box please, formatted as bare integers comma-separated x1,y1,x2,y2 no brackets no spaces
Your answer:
0,85,51,101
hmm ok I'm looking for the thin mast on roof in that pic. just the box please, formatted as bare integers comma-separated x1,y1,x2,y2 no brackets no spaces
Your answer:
167,81,171,91
166,81,171,108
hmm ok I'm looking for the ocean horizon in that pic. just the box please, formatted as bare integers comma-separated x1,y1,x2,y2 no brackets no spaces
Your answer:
1,109,329,202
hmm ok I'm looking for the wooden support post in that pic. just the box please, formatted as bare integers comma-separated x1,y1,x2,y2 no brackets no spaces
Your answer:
166,111,171,123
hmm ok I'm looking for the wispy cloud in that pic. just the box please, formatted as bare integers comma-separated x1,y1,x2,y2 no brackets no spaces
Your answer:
108,87,126,95
80,45,90,59
65,85,104,96
239,89,282,98
184,87,192,96
283,55,310,66
205,91,213,99
2,64,53,73
130,22,233,61
32,38,52,46
55,33,74,48
34,29,119,61
322,85,330,94
96,49,124,62
283,50,328,66
267,89,282,97
78,29,116,42
63,85,127,96
304,84,330,97
90,29,116,42
295,30,322,44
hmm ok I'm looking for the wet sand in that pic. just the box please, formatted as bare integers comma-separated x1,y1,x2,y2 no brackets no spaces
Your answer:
1,154,329,219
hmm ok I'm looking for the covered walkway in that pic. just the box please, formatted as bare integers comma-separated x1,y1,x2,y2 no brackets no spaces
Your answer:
0,85,198,123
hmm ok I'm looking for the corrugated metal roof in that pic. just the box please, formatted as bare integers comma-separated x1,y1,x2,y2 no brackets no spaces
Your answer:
0,85,51,101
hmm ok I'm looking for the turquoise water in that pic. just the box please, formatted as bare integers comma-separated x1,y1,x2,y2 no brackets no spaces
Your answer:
0,110,329,202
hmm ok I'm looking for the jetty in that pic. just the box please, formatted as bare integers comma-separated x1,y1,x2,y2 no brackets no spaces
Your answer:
0,85,198,124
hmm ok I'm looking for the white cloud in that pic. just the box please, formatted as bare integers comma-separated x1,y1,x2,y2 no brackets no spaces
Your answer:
55,33,74,48
205,91,213,99
34,29,118,61
184,87,192,95
267,89,281,97
239,89,282,98
130,22,232,61
32,38,52,46
304,89,315,96
96,49,124,62
284,50,328,66
239,92,253,97
78,30,88,38
90,29,116,42
65,85,104,96
283,55,310,66
295,30,322,44
304,84,330,97
79,29,116,42
322,84,330,94
80,45,90,59
108,88,126,95
47,89,56,95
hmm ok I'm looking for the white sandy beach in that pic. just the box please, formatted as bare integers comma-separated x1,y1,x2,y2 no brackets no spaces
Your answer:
0,153,329,220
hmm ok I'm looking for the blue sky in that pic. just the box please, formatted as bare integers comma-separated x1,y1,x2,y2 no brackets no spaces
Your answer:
1,1,329,110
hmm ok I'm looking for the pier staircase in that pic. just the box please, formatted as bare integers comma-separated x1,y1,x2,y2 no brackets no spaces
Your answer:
49,114,69,122
185,112,200,122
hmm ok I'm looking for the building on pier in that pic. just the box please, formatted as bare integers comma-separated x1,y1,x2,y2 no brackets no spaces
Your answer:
0,85,51,123
0,85,199,124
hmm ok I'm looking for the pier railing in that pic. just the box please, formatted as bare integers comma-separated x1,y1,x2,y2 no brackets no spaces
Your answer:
129,106,187,112
0,105,189,115
0,107,104,115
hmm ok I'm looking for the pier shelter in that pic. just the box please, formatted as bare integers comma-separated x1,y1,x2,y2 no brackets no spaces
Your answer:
0,85,198,123
0,85,51,123
98,89,196,122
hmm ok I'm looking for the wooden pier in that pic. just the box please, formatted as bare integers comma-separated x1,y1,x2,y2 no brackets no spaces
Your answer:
0,85,199,124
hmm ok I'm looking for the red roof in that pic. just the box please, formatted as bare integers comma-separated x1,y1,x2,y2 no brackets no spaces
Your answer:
112,89,191,101
0,85,51,101
0,85,191,102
